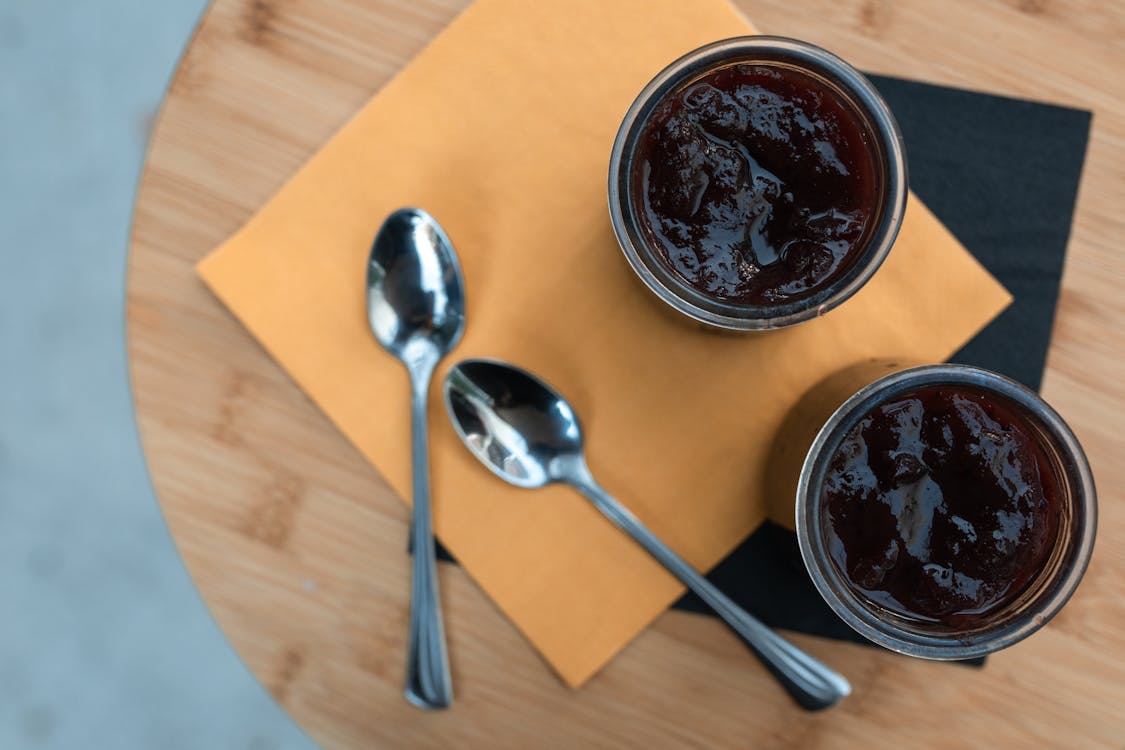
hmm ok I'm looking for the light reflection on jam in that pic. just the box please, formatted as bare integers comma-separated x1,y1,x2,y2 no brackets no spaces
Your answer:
633,63,878,306
823,385,1062,628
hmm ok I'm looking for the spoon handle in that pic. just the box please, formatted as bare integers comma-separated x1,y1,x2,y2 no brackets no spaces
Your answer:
404,373,453,710
574,478,850,711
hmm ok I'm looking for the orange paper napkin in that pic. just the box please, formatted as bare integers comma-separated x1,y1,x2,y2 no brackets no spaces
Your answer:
198,0,1011,687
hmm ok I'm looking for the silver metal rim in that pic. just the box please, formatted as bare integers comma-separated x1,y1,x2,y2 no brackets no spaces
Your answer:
608,36,908,331
795,364,1098,659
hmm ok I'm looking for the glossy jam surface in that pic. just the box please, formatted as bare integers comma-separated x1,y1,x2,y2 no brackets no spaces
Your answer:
823,385,1062,628
633,63,879,307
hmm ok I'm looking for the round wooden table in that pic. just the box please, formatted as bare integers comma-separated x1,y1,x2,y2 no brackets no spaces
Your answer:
128,1,1125,747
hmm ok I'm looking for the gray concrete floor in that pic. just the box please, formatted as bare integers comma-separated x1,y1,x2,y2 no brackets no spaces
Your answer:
0,2,316,748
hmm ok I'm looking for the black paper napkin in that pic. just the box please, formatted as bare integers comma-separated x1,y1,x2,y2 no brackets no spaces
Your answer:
431,76,1092,663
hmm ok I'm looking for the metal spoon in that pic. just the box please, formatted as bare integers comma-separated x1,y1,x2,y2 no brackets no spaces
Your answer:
442,359,851,711
366,208,464,709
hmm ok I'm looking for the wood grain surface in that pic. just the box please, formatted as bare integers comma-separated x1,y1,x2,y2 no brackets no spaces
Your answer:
127,1,1125,747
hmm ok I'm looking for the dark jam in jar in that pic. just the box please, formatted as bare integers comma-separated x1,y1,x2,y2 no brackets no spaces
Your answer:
823,385,1062,629
632,63,880,307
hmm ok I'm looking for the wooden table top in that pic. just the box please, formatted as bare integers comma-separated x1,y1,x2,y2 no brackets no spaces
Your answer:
127,1,1125,747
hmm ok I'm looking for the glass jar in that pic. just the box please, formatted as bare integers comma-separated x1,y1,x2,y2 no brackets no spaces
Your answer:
608,36,907,330
796,364,1097,659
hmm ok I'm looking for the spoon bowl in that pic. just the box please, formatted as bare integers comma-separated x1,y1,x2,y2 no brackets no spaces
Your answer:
445,359,583,488
367,208,465,370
